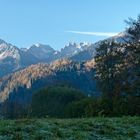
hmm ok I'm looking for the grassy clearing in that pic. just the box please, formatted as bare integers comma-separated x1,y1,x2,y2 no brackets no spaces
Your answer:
0,117,139,140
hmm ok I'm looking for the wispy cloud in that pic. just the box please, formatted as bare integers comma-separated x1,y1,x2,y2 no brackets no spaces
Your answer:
66,31,118,37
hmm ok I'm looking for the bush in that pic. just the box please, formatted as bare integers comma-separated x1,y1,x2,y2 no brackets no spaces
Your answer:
31,86,86,118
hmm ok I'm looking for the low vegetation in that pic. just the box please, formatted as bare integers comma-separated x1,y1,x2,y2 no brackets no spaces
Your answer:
1,86,140,118
0,117,139,140
30,86,140,118
31,86,86,118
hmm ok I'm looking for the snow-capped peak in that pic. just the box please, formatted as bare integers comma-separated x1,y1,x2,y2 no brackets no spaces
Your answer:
26,43,55,60
35,43,41,47
0,43,20,60
76,44,82,49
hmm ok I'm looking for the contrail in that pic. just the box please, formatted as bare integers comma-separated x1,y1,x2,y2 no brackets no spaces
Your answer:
66,31,118,37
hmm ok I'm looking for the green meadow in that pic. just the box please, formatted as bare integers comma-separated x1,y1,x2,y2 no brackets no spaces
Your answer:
0,117,139,140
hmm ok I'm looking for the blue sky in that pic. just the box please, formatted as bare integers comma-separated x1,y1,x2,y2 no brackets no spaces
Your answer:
0,0,140,50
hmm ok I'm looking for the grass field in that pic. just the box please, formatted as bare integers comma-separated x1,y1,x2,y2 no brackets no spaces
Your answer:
0,117,139,140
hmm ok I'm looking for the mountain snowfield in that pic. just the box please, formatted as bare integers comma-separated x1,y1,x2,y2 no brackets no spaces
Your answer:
0,39,20,60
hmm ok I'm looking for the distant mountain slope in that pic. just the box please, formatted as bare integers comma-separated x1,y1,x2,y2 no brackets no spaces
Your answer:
0,59,97,104
26,44,56,61
0,40,21,77
0,40,41,77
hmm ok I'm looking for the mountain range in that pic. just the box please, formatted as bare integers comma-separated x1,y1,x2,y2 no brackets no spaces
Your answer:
0,32,130,105
0,32,129,78
0,40,93,77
